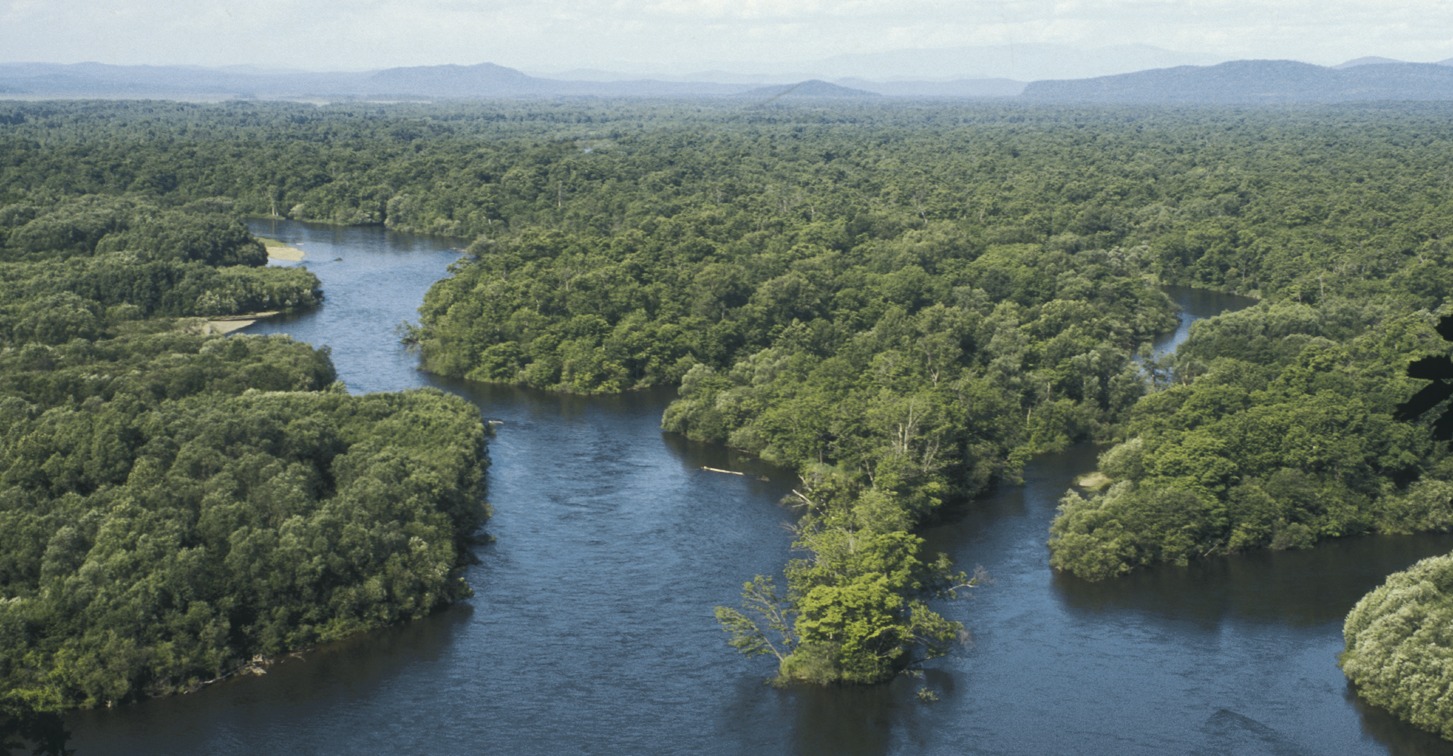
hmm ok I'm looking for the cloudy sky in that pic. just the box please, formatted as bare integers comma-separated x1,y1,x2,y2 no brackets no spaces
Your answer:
3,0,1451,75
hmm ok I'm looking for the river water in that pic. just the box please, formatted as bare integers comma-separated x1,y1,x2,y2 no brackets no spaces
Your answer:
61,223,1453,755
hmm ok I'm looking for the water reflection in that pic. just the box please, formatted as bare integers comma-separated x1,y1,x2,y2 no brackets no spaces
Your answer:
787,683,899,756
1053,533,1453,629
1350,688,1453,756
65,606,477,754
1,710,72,756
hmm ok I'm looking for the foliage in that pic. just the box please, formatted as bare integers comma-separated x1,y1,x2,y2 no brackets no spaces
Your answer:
719,481,978,686
1341,553,1453,741
0,387,487,711
0,193,489,712
0,195,319,347
1051,305,1445,579
14,99,1453,689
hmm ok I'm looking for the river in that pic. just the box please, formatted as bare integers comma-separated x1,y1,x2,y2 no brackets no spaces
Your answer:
61,222,1453,755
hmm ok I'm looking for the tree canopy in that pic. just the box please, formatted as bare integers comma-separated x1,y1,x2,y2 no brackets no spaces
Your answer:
0,190,489,713
10,99,1453,699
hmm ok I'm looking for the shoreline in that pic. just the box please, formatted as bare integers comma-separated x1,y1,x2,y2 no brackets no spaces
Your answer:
198,311,281,335
260,237,305,262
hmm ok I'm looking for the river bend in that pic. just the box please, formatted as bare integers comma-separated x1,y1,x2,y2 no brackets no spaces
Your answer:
62,222,1453,755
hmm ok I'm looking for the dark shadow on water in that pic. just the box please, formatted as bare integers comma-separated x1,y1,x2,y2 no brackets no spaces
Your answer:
783,680,914,756
1346,682,1453,756
786,685,894,756
720,667,955,756
2,710,72,756
64,604,475,754
419,372,676,425
1052,533,1453,630
1191,706,1318,756
659,432,798,501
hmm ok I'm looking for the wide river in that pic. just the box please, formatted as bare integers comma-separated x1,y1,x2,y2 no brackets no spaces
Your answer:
65,221,1453,754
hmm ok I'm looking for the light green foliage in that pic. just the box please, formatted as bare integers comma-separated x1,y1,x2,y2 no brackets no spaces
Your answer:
1342,553,1453,741
781,517,970,685
715,576,794,663
716,471,975,685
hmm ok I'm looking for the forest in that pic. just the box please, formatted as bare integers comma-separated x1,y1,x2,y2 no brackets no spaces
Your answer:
0,192,489,715
4,98,1453,736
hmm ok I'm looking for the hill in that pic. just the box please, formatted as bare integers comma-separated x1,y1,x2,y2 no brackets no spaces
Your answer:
1335,56,1407,68
1022,59,1453,103
0,61,749,100
737,80,877,100
365,62,543,97
840,77,1024,98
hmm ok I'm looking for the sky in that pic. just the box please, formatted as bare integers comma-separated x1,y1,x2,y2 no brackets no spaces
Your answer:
3,0,1452,77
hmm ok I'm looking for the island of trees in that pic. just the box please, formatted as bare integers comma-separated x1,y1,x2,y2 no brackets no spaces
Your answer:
5,98,1453,737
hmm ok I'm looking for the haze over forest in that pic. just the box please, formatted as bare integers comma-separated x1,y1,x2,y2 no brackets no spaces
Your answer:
9,53,1453,104
8,0,1453,103
6,0,1453,78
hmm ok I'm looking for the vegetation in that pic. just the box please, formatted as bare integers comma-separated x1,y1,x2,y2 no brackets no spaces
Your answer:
0,191,489,713
1341,552,1453,740
0,195,319,345
10,99,1453,697
1050,301,1448,579
397,104,1183,682
1038,103,1453,581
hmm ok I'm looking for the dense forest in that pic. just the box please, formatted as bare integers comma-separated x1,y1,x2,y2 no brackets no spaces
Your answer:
5,99,1453,733
1050,301,1449,578
0,192,489,715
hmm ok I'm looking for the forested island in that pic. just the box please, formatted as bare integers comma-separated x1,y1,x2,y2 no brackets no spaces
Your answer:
5,99,1453,738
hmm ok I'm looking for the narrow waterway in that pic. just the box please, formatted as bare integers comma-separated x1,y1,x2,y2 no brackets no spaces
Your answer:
62,223,1453,754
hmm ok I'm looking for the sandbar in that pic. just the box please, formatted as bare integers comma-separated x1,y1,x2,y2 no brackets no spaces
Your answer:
198,311,281,335
260,237,305,262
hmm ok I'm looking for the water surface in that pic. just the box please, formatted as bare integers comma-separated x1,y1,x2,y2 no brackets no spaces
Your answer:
61,222,1453,755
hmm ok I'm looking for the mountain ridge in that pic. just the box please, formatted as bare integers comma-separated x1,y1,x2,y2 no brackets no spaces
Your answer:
1022,59,1453,104
736,80,878,100
5,57,1453,103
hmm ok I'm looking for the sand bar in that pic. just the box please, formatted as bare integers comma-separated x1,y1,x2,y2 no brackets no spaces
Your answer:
199,311,281,335
260,237,305,262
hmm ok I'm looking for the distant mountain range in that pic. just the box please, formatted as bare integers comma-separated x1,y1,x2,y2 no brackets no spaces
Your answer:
804,43,1225,82
0,62,752,100
534,43,1223,83
1023,60,1453,104
0,61,1024,100
5,57,1453,104
1337,56,1453,68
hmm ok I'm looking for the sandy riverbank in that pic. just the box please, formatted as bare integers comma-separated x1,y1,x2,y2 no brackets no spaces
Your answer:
260,237,305,262
198,311,281,335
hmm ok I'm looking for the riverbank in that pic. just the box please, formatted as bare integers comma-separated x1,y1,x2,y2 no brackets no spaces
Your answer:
261,237,305,262
198,311,281,335
66,221,1453,756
